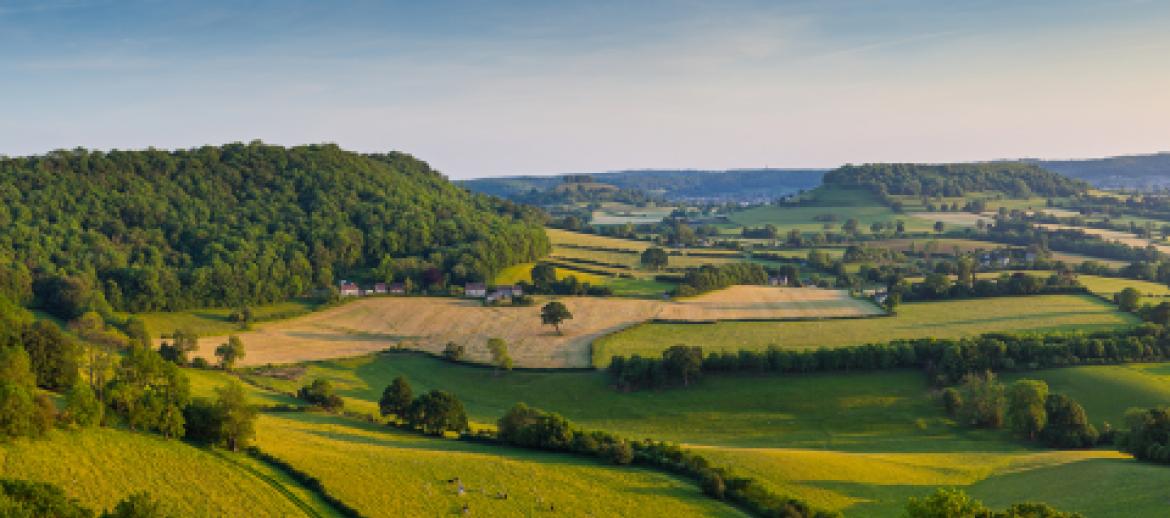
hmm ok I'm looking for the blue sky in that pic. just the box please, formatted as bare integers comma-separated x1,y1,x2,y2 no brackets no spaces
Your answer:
1,1,1168,178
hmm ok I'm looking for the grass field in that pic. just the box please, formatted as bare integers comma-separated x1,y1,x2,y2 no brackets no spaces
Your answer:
1075,274,1170,298
253,412,740,517
122,300,320,338
243,353,1170,517
0,427,332,517
595,294,1137,366
1036,223,1170,254
192,287,875,369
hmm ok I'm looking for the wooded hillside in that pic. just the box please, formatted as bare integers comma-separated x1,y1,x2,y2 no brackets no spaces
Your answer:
824,162,1087,198
0,142,548,314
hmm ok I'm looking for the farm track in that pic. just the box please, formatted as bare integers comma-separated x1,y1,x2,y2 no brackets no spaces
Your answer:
207,447,333,518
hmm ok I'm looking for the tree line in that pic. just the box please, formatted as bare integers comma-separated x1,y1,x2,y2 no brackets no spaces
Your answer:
607,327,1169,391
0,479,173,518
0,143,549,317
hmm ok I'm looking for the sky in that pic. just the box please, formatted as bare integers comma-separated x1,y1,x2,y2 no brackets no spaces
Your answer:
1,0,1168,178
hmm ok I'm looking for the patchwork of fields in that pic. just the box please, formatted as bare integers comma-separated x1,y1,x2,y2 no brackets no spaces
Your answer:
192,286,879,369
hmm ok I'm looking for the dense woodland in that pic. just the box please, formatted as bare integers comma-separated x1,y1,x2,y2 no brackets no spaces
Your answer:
0,143,549,315
824,163,1087,198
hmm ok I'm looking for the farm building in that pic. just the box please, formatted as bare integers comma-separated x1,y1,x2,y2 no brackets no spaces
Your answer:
373,282,388,294
465,283,486,298
389,283,406,295
339,281,361,297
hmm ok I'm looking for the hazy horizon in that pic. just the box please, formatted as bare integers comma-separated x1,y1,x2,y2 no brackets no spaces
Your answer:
2,0,1168,178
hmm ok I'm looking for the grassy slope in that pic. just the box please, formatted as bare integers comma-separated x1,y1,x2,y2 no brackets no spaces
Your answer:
0,427,329,517
253,412,741,518
122,300,320,338
595,295,1137,366
246,353,1170,516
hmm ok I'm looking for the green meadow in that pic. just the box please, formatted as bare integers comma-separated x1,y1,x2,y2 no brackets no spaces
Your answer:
242,351,1170,517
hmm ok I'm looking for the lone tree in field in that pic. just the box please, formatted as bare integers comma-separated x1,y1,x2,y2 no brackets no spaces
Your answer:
214,335,245,371
380,376,413,418
640,247,669,270
541,301,573,335
1115,287,1142,313
662,345,703,387
487,338,513,375
216,381,258,452
933,221,945,234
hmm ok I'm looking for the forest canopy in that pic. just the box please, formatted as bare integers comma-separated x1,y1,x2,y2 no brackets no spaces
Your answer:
823,162,1088,198
0,142,549,314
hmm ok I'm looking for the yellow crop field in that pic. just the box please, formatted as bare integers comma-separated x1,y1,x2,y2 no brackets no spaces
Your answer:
0,428,320,517
493,262,609,285
191,287,878,369
253,412,739,518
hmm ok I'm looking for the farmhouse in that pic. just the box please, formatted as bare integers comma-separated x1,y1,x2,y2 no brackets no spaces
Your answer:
373,282,388,294
339,281,361,297
389,282,406,295
465,282,486,298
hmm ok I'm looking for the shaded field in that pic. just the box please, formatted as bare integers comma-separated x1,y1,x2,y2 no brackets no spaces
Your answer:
595,295,1137,366
1075,274,1170,298
193,287,876,369
0,427,329,517
123,300,320,338
253,412,741,518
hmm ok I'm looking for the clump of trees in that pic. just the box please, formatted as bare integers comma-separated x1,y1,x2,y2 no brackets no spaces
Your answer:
640,247,669,270
487,338,513,374
526,264,612,296
296,378,344,411
214,336,245,370
943,375,1100,448
377,377,467,436
1119,407,1170,463
183,381,259,451
675,263,768,297
905,487,1082,518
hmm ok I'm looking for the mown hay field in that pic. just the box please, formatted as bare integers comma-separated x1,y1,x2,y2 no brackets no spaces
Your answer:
867,238,1003,256
193,287,877,369
595,294,1136,366
0,427,328,517
253,412,740,518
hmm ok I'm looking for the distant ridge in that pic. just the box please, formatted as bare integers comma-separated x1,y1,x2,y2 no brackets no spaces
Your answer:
461,168,826,202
